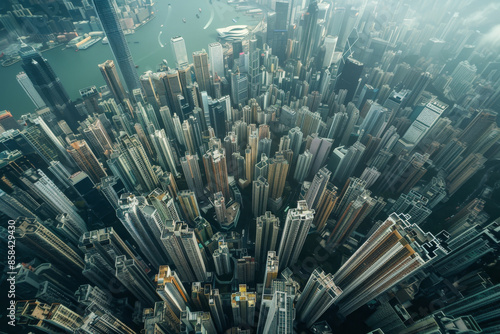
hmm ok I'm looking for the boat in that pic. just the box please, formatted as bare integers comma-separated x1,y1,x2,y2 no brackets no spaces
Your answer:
232,18,237,22
183,18,186,23
199,8,202,12
196,14,200,18
77,37,102,50
135,65,139,68
134,41,139,43
161,24,164,27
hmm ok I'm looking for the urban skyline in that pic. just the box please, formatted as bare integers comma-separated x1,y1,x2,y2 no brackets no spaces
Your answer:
1,0,500,333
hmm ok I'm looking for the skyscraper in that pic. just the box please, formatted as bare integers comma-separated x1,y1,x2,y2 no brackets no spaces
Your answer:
171,36,189,68
258,278,296,333
16,71,45,109
150,129,180,177
67,140,107,184
193,50,211,93
20,169,87,234
177,190,200,223
92,0,141,93
19,45,80,129
155,265,190,317
98,60,128,102
252,176,269,218
304,167,331,210
231,284,257,327
295,268,342,328
267,152,290,210
15,217,84,276
395,101,447,153
299,1,320,62
117,134,160,193
313,183,338,232
333,213,449,317
331,141,366,184
160,221,209,282
334,57,364,103
255,211,280,266
208,42,224,78
116,194,170,269
277,200,315,270
180,153,205,198
115,255,159,306
79,226,147,287
203,146,230,199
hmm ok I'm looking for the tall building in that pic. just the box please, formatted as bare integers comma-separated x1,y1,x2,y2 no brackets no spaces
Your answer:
79,227,147,289
267,152,290,210
432,221,500,278
98,59,127,102
116,193,170,269
334,57,364,103
92,0,141,93
160,221,209,282
0,110,21,131
193,50,211,93
326,190,380,249
15,217,84,276
15,300,84,333
231,284,257,327
117,134,160,193
401,71,432,109
150,129,180,177
203,146,230,199
396,101,447,152
294,150,313,182
209,42,224,78
142,301,180,333
298,0,320,62
332,213,449,317
446,153,487,196
67,140,107,184
255,211,280,266
171,36,189,68
437,284,500,333
295,268,342,328
213,240,232,276
177,190,200,224
20,169,87,234
237,256,256,286
180,153,205,198
262,251,279,290
19,45,80,129
258,278,296,334
16,71,45,109
155,265,190,317
252,176,269,218
331,141,366,184
304,167,331,210
0,189,39,220
277,200,315,270
322,35,338,68
115,255,159,306
313,183,338,232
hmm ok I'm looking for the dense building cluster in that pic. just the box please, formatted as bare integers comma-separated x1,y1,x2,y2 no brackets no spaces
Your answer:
1,0,500,333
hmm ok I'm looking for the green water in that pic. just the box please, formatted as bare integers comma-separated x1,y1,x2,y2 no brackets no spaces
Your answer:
0,0,260,118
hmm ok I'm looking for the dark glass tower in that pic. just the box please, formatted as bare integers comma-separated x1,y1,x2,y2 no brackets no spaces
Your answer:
334,57,364,103
299,0,319,63
92,0,141,94
19,45,81,129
